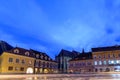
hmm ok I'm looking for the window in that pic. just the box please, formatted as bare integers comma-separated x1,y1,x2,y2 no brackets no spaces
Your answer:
116,60,120,64
41,55,43,59
87,62,91,65
9,58,13,62
113,54,115,58
103,54,106,58
25,52,30,56
94,61,97,65
36,54,39,58
103,61,106,65
108,54,110,58
20,67,24,71
94,55,96,59
29,61,32,65
14,49,19,53
118,54,120,57
16,59,19,63
8,66,13,70
99,61,102,65
99,55,101,58
22,60,25,64
15,67,19,71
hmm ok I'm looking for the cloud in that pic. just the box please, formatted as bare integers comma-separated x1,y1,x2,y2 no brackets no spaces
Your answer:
0,0,120,58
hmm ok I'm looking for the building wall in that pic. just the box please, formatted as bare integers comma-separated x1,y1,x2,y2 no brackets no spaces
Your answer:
0,52,35,74
69,59,93,73
92,50,120,72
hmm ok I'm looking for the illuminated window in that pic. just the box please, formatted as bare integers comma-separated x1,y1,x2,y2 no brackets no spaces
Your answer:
9,58,13,62
103,61,106,65
116,60,120,64
8,66,13,70
99,61,102,65
94,61,97,65
16,59,19,63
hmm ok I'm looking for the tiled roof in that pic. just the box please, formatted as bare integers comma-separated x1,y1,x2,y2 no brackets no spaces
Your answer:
69,52,92,61
0,40,13,55
57,49,78,58
7,47,35,58
30,49,53,61
92,45,120,52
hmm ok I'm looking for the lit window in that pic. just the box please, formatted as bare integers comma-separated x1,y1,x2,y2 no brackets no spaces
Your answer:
103,61,106,65
111,60,114,64
116,60,120,64
99,61,102,65
94,61,97,65
9,58,13,62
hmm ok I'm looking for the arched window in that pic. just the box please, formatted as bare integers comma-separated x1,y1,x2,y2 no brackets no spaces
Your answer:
25,51,30,56
14,49,19,53
106,68,110,72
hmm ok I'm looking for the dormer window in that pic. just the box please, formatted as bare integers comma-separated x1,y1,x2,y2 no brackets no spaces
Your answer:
48,58,50,60
36,54,39,58
45,56,47,60
25,51,30,56
41,55,43,59
14,49,19,53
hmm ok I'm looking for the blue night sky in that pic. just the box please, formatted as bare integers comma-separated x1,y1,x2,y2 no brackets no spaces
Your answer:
0,0,120,59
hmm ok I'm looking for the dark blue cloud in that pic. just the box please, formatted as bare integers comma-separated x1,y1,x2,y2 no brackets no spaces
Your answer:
0,0,120,59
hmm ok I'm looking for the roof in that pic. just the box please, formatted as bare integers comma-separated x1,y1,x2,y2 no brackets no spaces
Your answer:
92,45,120,52
7,47,35,58
57,49,79,58
30,49,53,61
69,52,92,61
0,40,13,55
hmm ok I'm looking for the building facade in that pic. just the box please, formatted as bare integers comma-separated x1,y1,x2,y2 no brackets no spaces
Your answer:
55,49,79,73
69,51,93,73
92,45,120,72
0,41,58,74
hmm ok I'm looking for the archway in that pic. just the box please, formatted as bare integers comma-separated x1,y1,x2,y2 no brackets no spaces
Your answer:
26,67,33,74
106,68,110,72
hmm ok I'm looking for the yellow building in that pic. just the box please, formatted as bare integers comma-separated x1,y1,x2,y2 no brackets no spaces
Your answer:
30,49,58,74
92,45,120,72
0,47,35,74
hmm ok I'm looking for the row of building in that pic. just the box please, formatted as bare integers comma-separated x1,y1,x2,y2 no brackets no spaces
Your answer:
0,40,120,74
56,46,120,73
0,41,58,74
